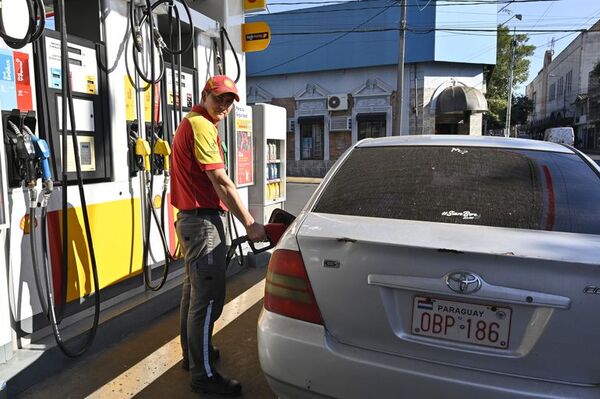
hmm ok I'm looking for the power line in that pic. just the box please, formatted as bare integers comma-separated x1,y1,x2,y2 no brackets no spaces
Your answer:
497,0,515,14
262,0,557,16
267,0,554,5
269,26,595,36
248,2,397,76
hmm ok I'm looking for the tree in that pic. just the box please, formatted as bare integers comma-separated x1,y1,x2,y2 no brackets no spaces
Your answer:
592,60,600,82
485,25,535,131
511,94,533,126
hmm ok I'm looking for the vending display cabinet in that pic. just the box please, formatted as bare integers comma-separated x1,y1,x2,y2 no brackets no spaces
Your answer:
248,103,286,224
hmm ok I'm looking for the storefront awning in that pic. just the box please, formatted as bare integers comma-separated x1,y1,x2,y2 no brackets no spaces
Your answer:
298,115,324,124
436,86,488,115
357,112,386,121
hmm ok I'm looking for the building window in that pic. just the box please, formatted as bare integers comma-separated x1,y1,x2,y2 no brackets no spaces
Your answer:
558,77,564,97
357,113,386,140
299,116,324,160
549,83,556,101
566,70,573,94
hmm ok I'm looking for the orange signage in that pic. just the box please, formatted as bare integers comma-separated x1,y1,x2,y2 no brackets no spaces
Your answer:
242,22,271,53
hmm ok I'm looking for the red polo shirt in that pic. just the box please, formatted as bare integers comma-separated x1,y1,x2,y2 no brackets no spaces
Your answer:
170,105,227,211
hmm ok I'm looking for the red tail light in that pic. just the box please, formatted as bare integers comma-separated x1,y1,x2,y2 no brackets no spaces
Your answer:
264,249,323,325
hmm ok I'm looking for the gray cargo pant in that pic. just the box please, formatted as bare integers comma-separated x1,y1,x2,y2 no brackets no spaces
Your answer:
175,209,226,379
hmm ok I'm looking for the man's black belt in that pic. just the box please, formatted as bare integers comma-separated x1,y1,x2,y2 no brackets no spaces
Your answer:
179,208,224,217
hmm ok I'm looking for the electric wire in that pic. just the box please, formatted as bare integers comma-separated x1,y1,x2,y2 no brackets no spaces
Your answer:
265,0,556,13
248,2,397,76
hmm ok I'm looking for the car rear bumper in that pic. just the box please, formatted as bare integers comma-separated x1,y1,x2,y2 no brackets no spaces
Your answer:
258,309,599,399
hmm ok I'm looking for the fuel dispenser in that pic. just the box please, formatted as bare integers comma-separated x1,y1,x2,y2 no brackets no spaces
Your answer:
0,0,248,372
34,29,112,183
248,103,287,224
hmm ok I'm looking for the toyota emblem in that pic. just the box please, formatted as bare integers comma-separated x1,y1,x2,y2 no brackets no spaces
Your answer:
445,272,482,294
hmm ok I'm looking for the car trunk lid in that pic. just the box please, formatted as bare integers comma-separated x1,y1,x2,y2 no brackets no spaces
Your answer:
297,212,600,385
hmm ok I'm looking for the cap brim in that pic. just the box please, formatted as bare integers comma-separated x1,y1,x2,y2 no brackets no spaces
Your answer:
212,87,240,102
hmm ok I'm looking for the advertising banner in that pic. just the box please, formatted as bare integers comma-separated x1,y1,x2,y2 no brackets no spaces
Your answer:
234,105,254,187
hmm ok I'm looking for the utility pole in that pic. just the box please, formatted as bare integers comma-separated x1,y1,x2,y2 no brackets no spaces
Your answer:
505,27,516,137
396,0,407,135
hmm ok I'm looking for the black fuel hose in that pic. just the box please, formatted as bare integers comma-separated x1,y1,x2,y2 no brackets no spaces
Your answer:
136,0,193,56
143,189,170,290
220,27,241,84
28,193,49,317
129,0,165,85
0,0,45,49
44,0,101,357
168,4,183,125
215,32,244,268
141,0,170,291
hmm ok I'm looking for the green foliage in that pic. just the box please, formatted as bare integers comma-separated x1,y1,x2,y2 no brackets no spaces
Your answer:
485,25,535,130
511,94,533,126
592,61,600,81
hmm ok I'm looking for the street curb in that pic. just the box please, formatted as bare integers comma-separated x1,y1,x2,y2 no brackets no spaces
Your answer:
286,177,323,184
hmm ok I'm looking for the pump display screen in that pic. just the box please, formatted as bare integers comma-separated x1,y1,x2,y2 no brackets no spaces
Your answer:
80,142,92,165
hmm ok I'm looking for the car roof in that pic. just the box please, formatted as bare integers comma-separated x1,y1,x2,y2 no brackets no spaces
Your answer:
355,135,574,154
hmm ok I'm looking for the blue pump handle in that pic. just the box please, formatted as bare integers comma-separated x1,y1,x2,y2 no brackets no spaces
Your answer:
31,137,52,180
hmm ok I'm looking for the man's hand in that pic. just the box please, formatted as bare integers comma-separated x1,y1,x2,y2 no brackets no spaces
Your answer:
246,222,267,243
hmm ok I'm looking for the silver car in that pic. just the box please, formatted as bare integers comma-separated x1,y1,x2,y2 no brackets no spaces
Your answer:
258,135,600,399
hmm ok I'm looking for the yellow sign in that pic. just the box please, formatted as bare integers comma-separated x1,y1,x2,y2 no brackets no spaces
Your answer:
144,87,152,123
124,76,136,121
242,22,271,53
86,75,97,94
244,0,267,13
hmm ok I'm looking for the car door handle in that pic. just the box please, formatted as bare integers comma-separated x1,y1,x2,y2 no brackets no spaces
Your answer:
368,274,571,309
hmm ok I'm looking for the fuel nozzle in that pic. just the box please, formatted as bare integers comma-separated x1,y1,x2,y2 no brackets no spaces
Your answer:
225,209,296,267
152,27,166,50
133,26,144,52
29,134,54,206
22,118,53,207
135,136,152,176
20,133,38,188
153,138,171,172
23,125,52,182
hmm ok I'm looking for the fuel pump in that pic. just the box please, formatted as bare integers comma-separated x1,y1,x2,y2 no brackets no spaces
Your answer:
4,111,49,316
126,0,198,291
2,104,99,357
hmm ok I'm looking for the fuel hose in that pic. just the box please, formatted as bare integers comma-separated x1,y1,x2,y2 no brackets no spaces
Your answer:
40,0,101,357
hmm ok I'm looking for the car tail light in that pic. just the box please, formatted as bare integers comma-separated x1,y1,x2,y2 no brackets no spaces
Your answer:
264,249,323,325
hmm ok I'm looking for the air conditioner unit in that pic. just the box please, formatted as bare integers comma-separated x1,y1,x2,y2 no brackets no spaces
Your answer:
287,118,296,132
327,94,348,111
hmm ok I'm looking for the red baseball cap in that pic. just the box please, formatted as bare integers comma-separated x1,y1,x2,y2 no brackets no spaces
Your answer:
203,75,240,102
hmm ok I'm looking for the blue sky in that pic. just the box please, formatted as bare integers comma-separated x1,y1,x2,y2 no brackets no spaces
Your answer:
256,0,598,95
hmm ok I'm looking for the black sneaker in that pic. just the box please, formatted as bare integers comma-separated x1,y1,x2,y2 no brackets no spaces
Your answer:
181,346,220,370
191,372,242,396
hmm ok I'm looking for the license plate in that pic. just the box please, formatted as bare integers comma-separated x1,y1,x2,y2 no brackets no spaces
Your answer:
411,296,512,349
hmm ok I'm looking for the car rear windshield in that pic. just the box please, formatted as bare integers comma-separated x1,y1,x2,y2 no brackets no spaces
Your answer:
313,146,600,235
